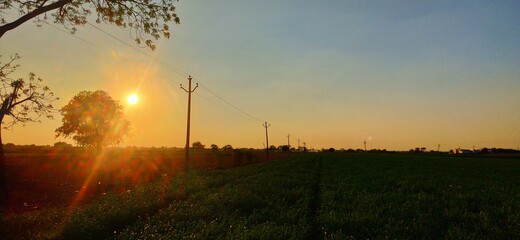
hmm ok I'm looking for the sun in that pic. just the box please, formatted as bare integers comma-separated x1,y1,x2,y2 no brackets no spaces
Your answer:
127,94,139,105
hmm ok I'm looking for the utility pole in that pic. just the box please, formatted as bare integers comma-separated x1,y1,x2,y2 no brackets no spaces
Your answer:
287,134,291,159
298,139,300,154
438,144,440,152
180,75,198,172
364,140,367,152
263,122,270,161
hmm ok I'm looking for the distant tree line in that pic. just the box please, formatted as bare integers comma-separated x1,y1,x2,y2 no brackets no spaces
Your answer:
324,148,388,153
192,142,309,153
479,148,520,154
449,148,520,154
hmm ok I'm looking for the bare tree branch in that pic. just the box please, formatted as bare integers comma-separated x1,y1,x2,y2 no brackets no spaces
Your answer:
0,55,58,128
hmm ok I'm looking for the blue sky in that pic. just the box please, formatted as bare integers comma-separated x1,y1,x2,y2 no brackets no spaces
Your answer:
1,0,519,150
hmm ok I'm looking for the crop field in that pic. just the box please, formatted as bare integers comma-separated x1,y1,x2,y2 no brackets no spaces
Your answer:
2,152,519,239
318,153,519,239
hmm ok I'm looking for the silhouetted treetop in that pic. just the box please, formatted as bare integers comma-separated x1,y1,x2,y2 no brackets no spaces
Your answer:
192,141,205,149
222,144,233,151
55,90,129,149
210,144,218,151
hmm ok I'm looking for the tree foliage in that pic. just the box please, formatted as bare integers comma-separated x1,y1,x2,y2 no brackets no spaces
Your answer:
55,90,129,148
191,141,204,149
0,54,58,129
221,144,233,151
279,145,289,152
210,144,218,151
0,0,181,50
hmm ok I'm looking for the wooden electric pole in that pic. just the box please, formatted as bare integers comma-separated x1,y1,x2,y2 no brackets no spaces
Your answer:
263,122,270,161
181,75,198,172
298,139,300,154
364,140,367,152
287,134,291,159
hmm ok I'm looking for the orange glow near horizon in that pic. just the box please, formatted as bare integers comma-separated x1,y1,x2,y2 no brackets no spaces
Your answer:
2,2,520,151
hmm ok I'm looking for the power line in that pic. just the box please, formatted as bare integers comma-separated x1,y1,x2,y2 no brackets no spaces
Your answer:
86,22,267,126
86,22,190,78
49,22,267,128
193,92,263,125
48,21,300,146
197,82,265,124
48,22,186,88
46,23,112,57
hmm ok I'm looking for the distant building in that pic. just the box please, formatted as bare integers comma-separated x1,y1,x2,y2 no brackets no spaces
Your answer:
449,148,474,154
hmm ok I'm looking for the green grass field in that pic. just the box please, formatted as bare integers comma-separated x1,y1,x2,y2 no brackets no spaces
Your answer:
3,153,519,239
318,153,519,239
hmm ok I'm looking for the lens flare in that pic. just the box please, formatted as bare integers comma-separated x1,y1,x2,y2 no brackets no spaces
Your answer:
128,94,138,105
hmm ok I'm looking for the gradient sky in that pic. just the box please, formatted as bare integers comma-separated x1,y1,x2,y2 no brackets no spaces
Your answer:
1,0,519,151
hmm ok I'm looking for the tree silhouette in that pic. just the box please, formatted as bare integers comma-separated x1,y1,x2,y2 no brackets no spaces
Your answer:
0,54,58,206
55,90,129,149
210,144,219,151
280,145,289,152
192,141,205,149
222,144,233,151
0,0,180,50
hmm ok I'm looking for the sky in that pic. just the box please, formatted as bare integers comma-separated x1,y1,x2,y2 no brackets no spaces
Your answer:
1,0,519,151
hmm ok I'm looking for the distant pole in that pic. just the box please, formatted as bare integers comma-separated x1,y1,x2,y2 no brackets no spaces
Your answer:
287,134,291,159
181,75,198,172
298,139,300,154
438,144,440,152
303,142,306,152
364,140,367,152
263,122,270,161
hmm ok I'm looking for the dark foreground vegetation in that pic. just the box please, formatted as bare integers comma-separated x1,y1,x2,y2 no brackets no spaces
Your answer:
0,145,286,213
1,150,519,239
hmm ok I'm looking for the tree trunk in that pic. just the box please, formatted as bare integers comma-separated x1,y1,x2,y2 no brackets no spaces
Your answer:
0,126,8,207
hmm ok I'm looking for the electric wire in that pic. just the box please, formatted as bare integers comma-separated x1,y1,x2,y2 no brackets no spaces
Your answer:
56,22,266,128
194,92,263,125
83,22,267,126
195,82,265,124
87,24,269,127
46,23,112,57
47,21,299,146
86,22,190,78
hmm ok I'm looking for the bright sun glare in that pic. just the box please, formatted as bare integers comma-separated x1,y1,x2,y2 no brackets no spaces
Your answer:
128,94,139,105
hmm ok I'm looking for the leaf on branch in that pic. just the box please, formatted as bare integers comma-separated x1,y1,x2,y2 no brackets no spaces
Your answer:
3,1,181,50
